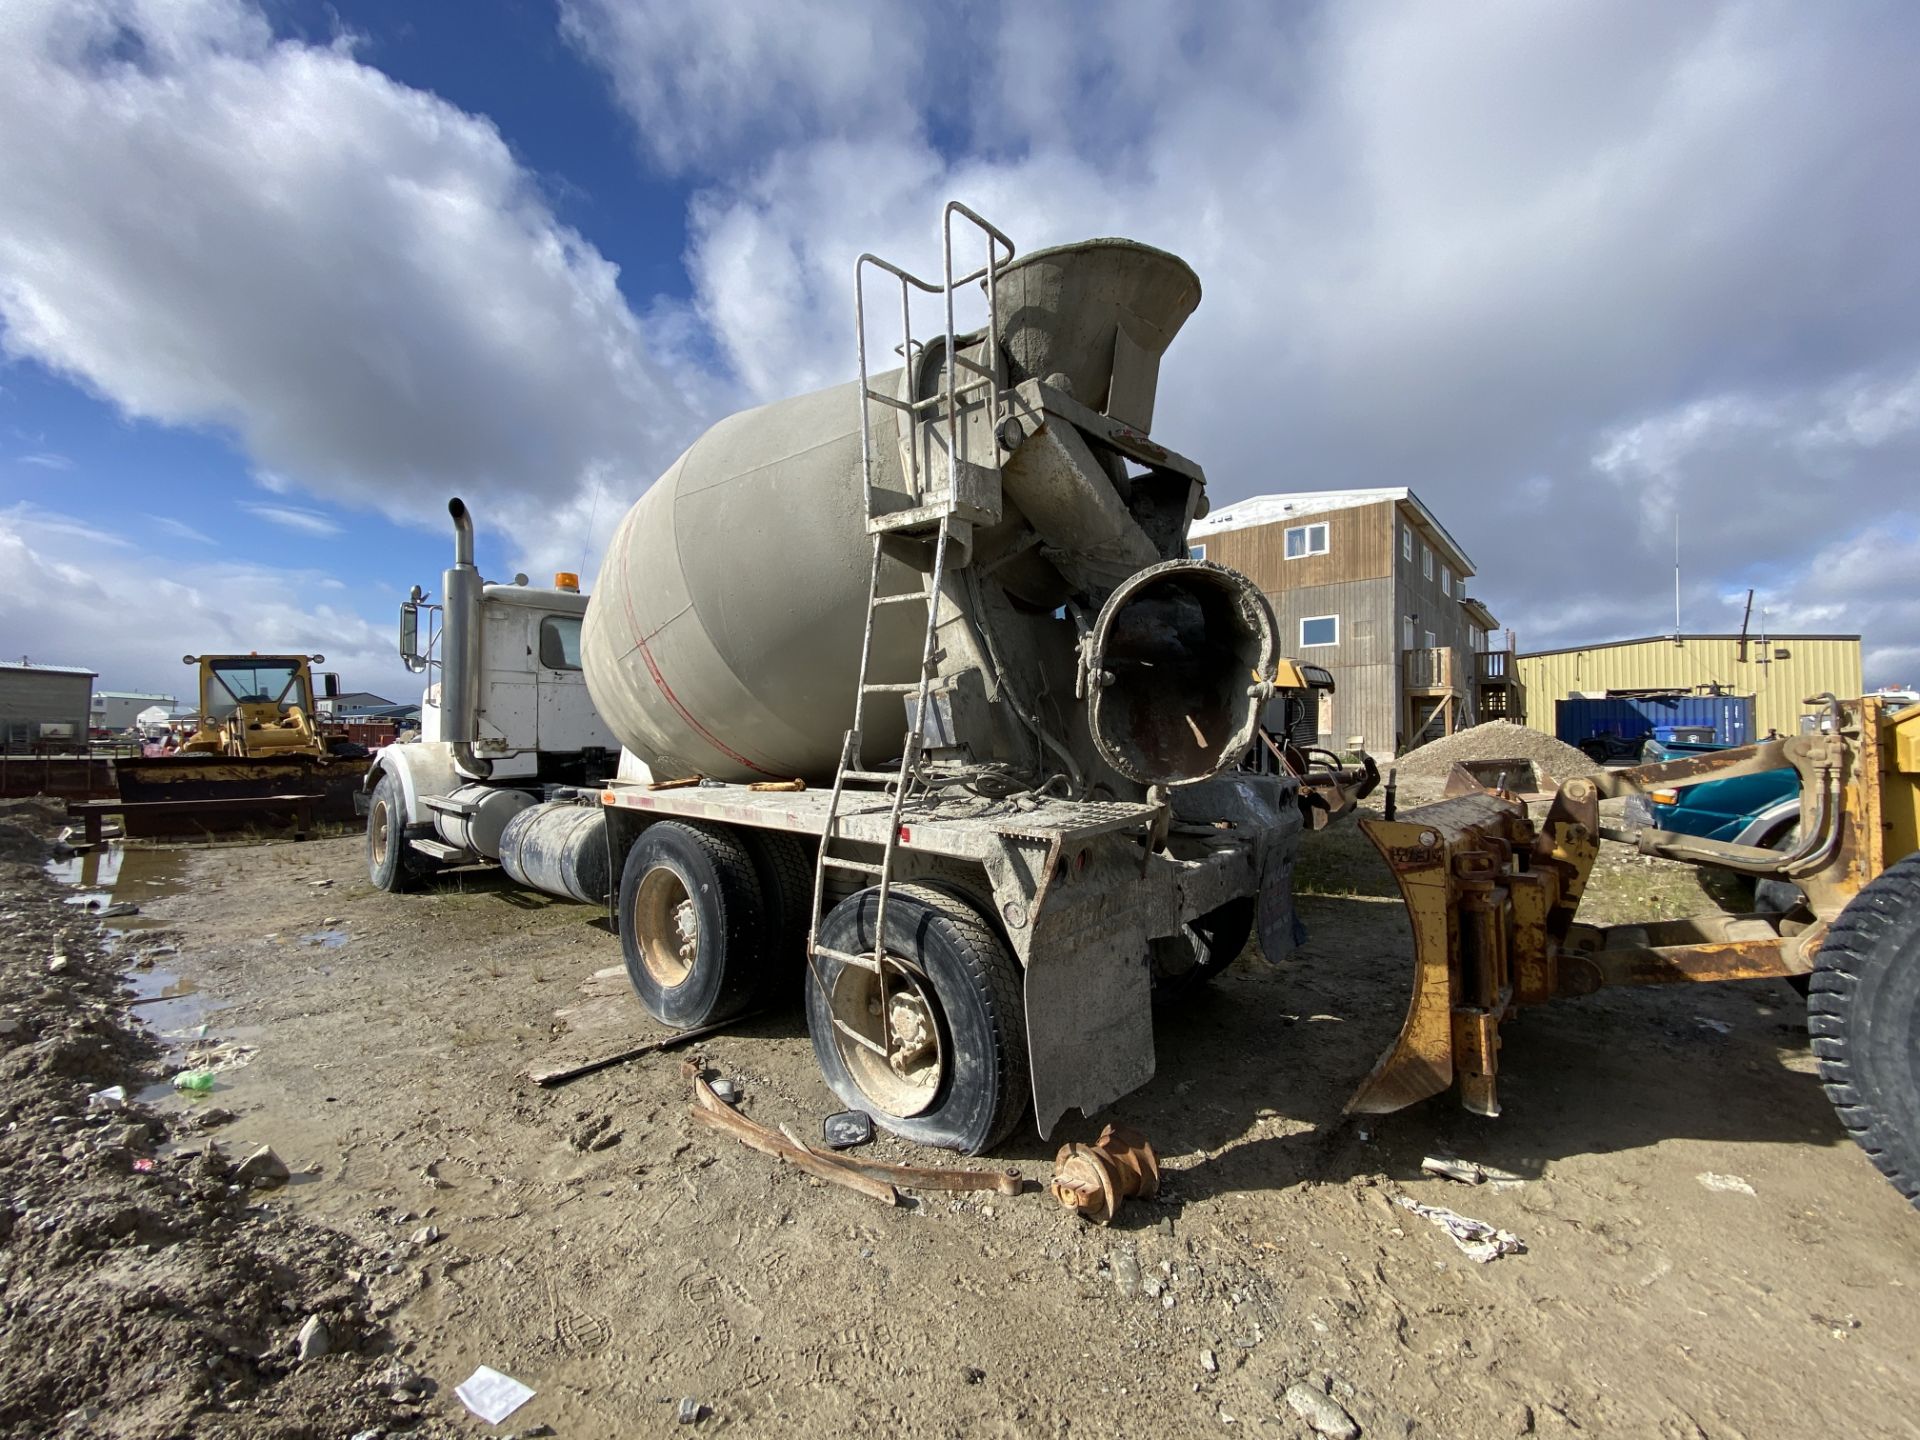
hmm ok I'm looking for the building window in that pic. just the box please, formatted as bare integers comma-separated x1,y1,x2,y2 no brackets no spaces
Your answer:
1402,525,1413,561
1284,522,1329,559
1424,630,1436,650
1441,565,1451,597
1189,543,1206,561
1402,616,1415,650
1301,615,1339,648
1422,545,1433,580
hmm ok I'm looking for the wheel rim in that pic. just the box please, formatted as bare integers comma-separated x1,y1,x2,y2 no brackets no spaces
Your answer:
370,798,392,867
827,956,944,1118
634,867,698,988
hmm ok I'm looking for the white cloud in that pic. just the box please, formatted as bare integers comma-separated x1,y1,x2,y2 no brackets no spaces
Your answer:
15,451,73,470
0,502,409,697
240,502,343,537
147,514,215,545
0,0,710,558
571,0,1920,686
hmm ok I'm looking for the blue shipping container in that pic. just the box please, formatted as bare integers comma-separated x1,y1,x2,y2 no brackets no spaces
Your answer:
1554,694,1755,748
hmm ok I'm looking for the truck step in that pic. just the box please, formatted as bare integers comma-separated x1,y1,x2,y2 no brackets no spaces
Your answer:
409,837,475,862
419,795,476,817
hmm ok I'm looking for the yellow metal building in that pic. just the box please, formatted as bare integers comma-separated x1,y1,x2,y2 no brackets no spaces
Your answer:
1515,633,1862,739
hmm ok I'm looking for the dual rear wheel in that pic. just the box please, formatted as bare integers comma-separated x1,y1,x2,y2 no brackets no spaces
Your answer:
616,822,1026,1154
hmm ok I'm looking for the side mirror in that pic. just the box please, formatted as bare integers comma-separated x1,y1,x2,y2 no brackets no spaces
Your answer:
322,671,341,700
399,602,421,666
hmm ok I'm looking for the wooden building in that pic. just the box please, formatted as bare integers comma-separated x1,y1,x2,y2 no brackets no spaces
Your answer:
1515,634,1863,740
1190,488,1519,756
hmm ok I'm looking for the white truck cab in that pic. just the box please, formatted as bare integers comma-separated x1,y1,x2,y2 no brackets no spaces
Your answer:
366,499,619,897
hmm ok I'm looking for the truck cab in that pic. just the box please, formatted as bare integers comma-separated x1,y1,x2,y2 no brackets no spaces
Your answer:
412,581,606,779
367,499,619,896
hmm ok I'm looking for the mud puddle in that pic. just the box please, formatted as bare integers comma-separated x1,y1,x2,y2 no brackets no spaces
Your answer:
47,841,256,1111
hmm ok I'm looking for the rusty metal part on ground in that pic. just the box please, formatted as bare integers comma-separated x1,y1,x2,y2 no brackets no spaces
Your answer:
1348,694,1919,1119
685,1065,1021,1202
1050,1124,1160,1223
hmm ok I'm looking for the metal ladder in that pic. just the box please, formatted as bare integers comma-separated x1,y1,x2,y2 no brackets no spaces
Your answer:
805,203,1016,1059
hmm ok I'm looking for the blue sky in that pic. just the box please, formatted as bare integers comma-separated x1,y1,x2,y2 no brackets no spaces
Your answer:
3,0,1918,704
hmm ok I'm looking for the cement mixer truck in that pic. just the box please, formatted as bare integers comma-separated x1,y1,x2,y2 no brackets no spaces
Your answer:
368,205,1303,1153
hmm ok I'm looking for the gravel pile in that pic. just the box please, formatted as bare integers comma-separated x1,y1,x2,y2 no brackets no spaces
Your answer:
1395,720,1602,782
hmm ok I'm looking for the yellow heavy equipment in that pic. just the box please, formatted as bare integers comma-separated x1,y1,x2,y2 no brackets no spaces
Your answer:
178,652,331,758
1355,693,1920,1207
113,652,369,834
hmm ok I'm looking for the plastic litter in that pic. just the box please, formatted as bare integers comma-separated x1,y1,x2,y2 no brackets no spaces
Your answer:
87,1085,127,1111
172,1069,215,1093
1697,1172,1756,1195
454,1365,535,1425
1394,1195,1526,1262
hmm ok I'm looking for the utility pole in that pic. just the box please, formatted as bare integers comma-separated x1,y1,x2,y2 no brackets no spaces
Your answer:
1672,504,1682,645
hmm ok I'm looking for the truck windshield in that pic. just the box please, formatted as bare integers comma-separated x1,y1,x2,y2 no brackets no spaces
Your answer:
539,616,583,671
205,660,306,718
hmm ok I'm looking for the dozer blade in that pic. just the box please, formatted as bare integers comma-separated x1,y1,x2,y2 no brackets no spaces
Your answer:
1346,792,1535,1118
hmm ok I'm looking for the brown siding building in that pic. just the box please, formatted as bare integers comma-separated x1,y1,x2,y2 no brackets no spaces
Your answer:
1190,488,1519,756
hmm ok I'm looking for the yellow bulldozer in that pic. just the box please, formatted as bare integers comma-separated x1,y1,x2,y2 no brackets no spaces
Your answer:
177,652,332,758
1356,693,1920,1207
113,652,370,834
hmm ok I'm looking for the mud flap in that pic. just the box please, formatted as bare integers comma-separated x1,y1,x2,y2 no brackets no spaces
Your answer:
1024,940,1156,1141
1257,838,1305,964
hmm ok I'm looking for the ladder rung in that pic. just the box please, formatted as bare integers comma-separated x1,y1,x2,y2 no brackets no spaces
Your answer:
950,353,995,379
813,946,882,975
838,769,904,784
821,856,884,875
830,1015,889,1058
872,592,928,607
861,682,920,694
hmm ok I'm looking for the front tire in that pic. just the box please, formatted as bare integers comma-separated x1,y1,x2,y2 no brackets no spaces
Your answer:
366,772,435,893
1808,852,1920,1208
806,884,1029,1155
620,821,767,1028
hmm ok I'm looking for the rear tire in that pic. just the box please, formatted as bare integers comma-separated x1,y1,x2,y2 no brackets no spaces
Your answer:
1808,852,1920,1208
620,821,766,1028
740,828,817,1007
366,772,435,893
806,884,1029,1155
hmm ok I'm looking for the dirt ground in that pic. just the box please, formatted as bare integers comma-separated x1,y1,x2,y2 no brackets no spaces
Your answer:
14,794,1920,1438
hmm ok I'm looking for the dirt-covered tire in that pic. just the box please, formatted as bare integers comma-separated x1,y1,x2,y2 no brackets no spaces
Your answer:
619,821,767,1029
806,884,1029,1155
1151,898,1257,993
1808,851,1920,1208
740,828,817,1007
366,772,435,893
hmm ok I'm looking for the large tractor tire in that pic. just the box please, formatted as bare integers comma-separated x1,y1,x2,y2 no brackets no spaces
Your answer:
366,772,436,893
619,821,767,1029
1808,851,1920,1208
806,884,1029,1155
